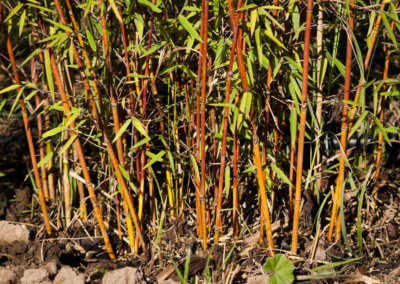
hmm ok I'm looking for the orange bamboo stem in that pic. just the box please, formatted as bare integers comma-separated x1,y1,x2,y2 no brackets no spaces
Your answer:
291,0,313,255
328,0,355,243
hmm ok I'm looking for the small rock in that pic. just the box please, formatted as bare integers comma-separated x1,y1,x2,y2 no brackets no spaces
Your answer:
20,268,49,284
54,267,85,284
44,261,58,276
0,268,16,284
0,221,29,244
102,267,146,284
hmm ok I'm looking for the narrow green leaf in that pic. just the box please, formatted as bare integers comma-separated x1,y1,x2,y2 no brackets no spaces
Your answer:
18,9,26,36
139,41,167,58
178,15,203,43
132,117,149,138
0,84,20,94
381,11,397,47
348,111,369,139
145,150,166,169
224,166,230,197
250,9,258,36
138,0,162,13
271,163,293,188
42,126,64,138
4,4,23,22
59,134,77,156
9,87,25,117
113,118,132,143
44,50,55,101
85,29,97,51
374,117,391,146
45,19,72,33
190,154,200,181
290,108,297,147
37,151,54,168
130,136,151,150
109,0,123,23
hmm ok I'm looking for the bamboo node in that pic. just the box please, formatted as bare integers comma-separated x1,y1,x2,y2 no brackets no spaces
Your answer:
252,135,260,145
227,71,234,79
111,102,118,109
294,199,301,204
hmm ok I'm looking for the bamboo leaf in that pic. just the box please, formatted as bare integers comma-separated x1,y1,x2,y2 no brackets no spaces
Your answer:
145,151,166,169
348,111,369,139
4,4,23,22
18,9,26,36
224,166,230,197
44,50,55,101
381,11,397,47
271,163,293,188
37,151,54,168
264,29,286,50
138,0,162,13
42,126,65,138
132,117,149,138
130,136,151,150
9,87,24,117
250,9,258,36
255,27,262,67
290,108,297,147
374,117,391,146
178,15,203,43
0,84,20,94
59,134,77,156
113,118,132,143
190,154,200,181
140,41,167,58
45,19,72,33
85,29,97,51
109,0,123,23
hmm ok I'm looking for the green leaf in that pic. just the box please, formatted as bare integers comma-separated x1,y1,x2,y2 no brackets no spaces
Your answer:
109,0,123,23
178,15,203,43
348,111,369,139
42,126,64,138
374,117,391,147
271,164,293,188
139,41,167,58
59,134,77,156
85,29,97,51
263,254,294,284
264,29,286,50
190,154,200,181
145,150,166,169
44,50,55,101
138,0,162,13
250,9,258,36
4,4,23,22
37,151,54,168
18,9,26,36
9,87,24,117
132,117,149,138
45,19,73,33
0,84,20,94
381,11,397,47
130,136,151,150
113,118,132,143
289,108,297,147
224,166,230,197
